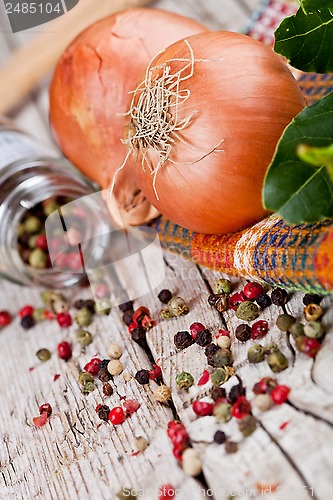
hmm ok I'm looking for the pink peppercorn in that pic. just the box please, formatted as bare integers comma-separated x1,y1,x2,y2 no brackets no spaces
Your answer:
57,312,72,328
216,329,230,338
84,358,102,376
297,337,322,358
123,399,140,415
251,320,269,340
0,310,12,327
231,396,252,419
35,234,48,251
229,291,247,310
192,400,213,417
253,377,277,395
39,403,52,416
57,341,72,360
149,364,162,380
19,305,34,318
270,385,290,405
243,282,264,300
109,407,125,425
189,322,205,340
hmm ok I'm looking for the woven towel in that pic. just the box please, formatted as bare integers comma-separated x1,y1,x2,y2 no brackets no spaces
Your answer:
151,0,333,295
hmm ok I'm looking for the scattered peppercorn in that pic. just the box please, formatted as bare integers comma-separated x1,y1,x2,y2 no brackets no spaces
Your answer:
252,394,274,412
210,347,233,368
204,343,219,357
36,348,51,362
251,320,269,340
39,403,52,416
235,324,251,342
20,315,35,329
123,309,134,326
182,448,202,477
232,396,252,419
253,377,277,395
158,289,173,304
243,282,263,300
228,383,246,404
303,293,322,306
271,287,289,306
225,441,238,454
107,360,123,376
97,404,111,422
209,293,229,313
255,293,272,308
247,344,265,363
276,313,296,332
98,366,112,382
304,304,324,322
109,406,125,425
95,298,111,315
32,307,46,322
295,336,322,357
119,300,134,312
78,372,94,385
57,312,72,328
236,301,259,321
195,328,213,347
289,322,305,340
238,415,257,437
210,386,227,401
19,305,34,318
176,371,194,390
189,322,205,340
154,385,171,403
135,369,150,385
214,278,232,294
304,321,325,339
135,436,149,452
229,291,247,310
167,296,189,317
192,400,213,417
50,293,69,314
103,382,113,396
107,343,123,359
75,307,93,327
211,367,233,386
270,385,290,405
131,326,148,350
266,348,288,373
217,336,231,349
213,402,232,422
84,358,102,376
174,331,194,350
76,329,93,347
214,430,227,444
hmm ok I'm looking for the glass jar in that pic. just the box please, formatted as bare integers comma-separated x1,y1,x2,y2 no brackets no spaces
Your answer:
0,119,111,288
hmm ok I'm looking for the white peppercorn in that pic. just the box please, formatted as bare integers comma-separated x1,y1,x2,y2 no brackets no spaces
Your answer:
107,359,123,376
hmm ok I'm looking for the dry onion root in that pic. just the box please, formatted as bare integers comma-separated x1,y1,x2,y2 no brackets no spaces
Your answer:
122,31,306,234
49,8,208,227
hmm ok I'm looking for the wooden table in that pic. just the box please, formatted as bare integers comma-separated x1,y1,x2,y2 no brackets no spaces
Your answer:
1,1,333,499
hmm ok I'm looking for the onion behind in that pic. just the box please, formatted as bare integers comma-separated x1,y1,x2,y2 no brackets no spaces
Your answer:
126,31,306,234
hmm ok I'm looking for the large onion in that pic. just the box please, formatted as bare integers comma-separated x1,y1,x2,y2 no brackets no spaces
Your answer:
126,31,306,234
49,8,208,226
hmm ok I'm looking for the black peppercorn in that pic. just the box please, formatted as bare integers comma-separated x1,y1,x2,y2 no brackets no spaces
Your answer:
208,293,228,312
303,293,323,306
20,315,35,329
225,441,238,454
123,310,134,326
97,404,110,422
84,300,96,313
271,287,289,306
135,369,150,385
210,386,227,401
214,430,227,444
174,331,194,350
98,359,111,371
205,343,219,358
158,289,173,304
119,301,134,312
208,294,219,307
74,299,86,309
131,327,148,350
235,324,251,342
98,368,111,383
103,382,113,396
195,329,213,347
228,383,246,404
256,293,272,308
209,348,233,368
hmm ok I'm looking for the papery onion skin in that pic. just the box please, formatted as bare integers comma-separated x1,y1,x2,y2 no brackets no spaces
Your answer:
130,31,306,234
49,8,208,225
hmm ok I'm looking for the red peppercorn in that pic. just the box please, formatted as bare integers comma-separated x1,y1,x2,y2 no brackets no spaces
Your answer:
229,291,247,310
39,403,52,416
159,484,175,499
123,399,140,415
251,320,269,340
172,443,184,461
297,337,322,358
243,282,264,300
197,369,210,386
19,305,34,318
167,421,185,440
253,377,277,395
57,341,72,360
149,364,162,380
109,406,125,425
216,329,230,338
231,396,252,419
270,385,290,405
189,322,205,340
35,234,48,251
57,312,72,328
192,400,213,417
44,310,56,320
0,310,12,327
84,358,102,376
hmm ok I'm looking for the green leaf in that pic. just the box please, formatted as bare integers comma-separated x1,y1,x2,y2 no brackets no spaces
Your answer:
263,92,333,224
274,7,333,72
300,0,333,14
297,143,333,181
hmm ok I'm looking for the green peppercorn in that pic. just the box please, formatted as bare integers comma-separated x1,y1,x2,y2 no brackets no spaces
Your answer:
82,381,95,394
160,309,173,319
304,321,325,339
95,298,111,315
176,371,194,390
304,304,324,322
211,347,233,367
50,293,69,314
76,329,93,346
29,248,47,268
41,289,54,307
211,367,230,386
214,278,232,294
276,313,296,332
78,372,94,385
247,344,265,363
266,349,288,373
75,307,93,326
36,348,51,362
213,402,232,423
289,322,305,340
236,301,259,322
32,307,46,322
238,415,257,437
167,296,189,317
24,215,42,234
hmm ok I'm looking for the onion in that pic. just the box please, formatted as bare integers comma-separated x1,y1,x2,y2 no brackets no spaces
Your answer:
49,8,208,226
125,31,306,234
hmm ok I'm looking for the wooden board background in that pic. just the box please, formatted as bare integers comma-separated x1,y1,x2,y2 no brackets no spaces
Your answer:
1,1,333,499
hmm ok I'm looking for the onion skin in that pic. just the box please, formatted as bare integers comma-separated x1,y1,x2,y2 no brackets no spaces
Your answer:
130,31,306,234
49,8,208,225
